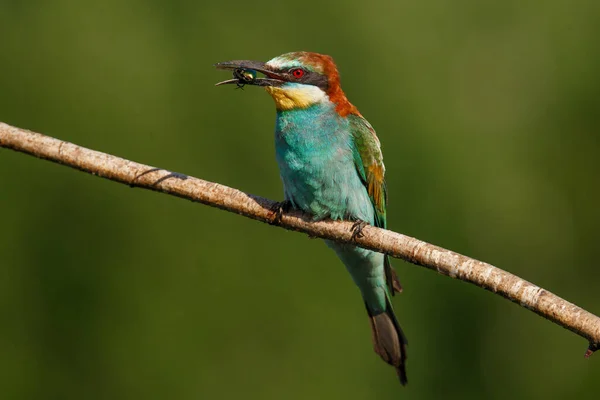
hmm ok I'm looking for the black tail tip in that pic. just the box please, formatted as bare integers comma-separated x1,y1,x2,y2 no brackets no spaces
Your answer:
397,366,408,386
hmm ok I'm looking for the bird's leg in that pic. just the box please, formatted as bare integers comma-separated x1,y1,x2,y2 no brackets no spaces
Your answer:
350,219,369,241
269,200,292,225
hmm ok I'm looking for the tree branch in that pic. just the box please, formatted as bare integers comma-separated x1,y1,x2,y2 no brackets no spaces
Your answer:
1,121,599,357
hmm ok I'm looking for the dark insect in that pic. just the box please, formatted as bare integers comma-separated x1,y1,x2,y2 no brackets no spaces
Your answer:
232,68,257,89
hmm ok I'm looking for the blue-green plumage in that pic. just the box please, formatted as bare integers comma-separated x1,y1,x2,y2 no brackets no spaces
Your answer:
216,51,408,385
275,102,373,222
274,102,387,312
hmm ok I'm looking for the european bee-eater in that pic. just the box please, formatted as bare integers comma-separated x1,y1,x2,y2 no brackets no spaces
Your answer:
215,52,408,384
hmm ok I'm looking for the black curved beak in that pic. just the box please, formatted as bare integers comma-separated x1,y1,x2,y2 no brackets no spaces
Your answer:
214,60,286,87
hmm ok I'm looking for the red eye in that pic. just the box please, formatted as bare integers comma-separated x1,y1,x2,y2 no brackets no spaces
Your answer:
291,68,305,78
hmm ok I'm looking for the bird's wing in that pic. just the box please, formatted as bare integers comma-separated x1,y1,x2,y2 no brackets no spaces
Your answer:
349,115,387,228
349,115,402,294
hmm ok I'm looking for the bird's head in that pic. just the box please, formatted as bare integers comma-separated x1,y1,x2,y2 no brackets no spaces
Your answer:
215,52,358,116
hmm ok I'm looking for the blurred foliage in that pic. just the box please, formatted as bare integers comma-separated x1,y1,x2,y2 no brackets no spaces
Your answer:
1,0,599,398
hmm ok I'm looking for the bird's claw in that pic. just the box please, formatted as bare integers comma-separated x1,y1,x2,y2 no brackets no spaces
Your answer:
269,200,292,225
351,219,368,241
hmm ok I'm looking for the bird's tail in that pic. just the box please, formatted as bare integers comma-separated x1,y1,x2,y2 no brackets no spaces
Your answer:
366,293,408,385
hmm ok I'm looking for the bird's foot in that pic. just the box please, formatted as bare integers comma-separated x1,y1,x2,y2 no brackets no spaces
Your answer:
350,219,368,241
269,200,292,225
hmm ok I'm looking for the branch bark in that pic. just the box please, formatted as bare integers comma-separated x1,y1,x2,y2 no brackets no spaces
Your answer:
1,121,599,357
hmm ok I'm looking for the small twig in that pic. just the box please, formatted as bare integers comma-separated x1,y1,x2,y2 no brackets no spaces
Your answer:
1,121,599,357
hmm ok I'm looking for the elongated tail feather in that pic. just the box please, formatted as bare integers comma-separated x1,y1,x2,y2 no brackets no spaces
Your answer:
367,295,408,385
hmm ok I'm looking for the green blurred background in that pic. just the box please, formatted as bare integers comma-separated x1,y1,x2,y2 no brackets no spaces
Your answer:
1,0,599,398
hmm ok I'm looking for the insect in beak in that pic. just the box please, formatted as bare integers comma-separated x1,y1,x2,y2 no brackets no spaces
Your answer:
215,61,286,88
232,68,257,89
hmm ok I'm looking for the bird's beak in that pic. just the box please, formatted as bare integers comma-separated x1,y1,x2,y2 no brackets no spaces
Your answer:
214,60,286,87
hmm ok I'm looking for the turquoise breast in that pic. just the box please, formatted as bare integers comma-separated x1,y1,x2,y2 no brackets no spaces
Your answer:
274,102,374,223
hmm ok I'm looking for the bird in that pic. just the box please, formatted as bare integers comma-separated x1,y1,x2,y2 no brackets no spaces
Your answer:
215,52,408,385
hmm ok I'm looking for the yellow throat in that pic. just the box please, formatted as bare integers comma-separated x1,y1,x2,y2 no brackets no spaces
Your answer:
265,85,328,111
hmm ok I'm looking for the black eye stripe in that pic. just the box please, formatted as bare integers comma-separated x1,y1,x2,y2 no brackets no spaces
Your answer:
277,68,328,90
302,72,328,90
